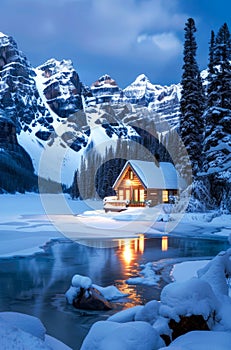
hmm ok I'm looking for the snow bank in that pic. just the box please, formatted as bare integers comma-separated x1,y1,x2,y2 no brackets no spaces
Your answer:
197,248,231,296
172,260,210,282
80,321,165,350
160,278,219,322
108,306,144,323
134,300,160,324
0,312,71,349
44,335,72,350
0,312,46,340
126,262,161,286
0,320,51,350
159,330,231,350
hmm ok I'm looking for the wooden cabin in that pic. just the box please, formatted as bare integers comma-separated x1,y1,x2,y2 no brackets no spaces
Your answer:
111,160,179,207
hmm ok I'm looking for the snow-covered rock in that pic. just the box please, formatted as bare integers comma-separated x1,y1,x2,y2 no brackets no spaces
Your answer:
92,284,128,301
0,320,51,350
134,300,160,324
0,312,71,350
80,320,165,350
44,335,72,350
65,274,128,305
159,330,231,350
108,306,144,323
197,248,231,296
72,274,92,289
160,278,219,322
0,312,46,340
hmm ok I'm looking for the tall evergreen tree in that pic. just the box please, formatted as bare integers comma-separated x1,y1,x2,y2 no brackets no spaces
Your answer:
207,30,217,108
213,23,231,66
203,23,231,211
180,18,205,175
70,170,80,199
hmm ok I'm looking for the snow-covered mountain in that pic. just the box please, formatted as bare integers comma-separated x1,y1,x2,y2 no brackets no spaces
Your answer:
0,32,182,190
123,74,181,128
87,73,181,128
90,74,123,104
35,58,85,118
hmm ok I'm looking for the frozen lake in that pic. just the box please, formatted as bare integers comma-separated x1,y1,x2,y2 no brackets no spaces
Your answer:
0,235,228,350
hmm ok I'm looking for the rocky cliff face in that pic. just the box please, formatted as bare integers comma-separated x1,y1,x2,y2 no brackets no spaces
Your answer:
123,74,181,128
90,74,123,104
35,59,85,118
0,33,53,140
87,73,181,129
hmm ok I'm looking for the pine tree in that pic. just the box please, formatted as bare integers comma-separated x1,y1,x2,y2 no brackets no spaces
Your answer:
180,18,205,175
70,170,80,199
207,30,217,108
203,23,231,211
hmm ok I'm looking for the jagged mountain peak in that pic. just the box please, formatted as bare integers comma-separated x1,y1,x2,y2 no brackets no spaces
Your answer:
35,57,84,118
36,58,75,78
91,74,119,88
134,73,150,83
0,32,7,38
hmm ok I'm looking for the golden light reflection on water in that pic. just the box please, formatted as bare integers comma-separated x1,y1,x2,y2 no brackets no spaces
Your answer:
161,236,168,251
123,240,133,264
117,234,145,266
115,234,146,307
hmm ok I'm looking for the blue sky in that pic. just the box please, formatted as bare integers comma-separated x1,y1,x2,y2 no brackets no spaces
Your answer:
1,0,231,87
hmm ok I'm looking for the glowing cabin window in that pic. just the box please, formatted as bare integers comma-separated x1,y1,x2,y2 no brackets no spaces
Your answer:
125,189,130,200
129,171,134,180
118,190,124,200
134,189,138,201
140,189,145,202
162,190,168,202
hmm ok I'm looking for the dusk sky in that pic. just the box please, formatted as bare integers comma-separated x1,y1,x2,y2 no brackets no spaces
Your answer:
1,0,231,87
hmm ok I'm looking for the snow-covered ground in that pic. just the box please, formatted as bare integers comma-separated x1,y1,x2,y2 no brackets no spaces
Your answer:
81,249,231,350
0,193,230,257
1,193,231,349
0,312,71,350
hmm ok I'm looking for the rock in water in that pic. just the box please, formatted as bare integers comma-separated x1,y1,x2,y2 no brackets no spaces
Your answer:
73,287,112,311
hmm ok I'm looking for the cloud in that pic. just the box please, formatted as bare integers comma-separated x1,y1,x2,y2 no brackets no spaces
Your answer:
66,0,187,57
0,0,190,85
137,32,182,53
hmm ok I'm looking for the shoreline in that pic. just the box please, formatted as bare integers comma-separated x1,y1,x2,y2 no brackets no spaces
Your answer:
0,193,230,259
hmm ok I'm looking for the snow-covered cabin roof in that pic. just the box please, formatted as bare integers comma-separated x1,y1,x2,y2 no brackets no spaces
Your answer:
113,160,179,189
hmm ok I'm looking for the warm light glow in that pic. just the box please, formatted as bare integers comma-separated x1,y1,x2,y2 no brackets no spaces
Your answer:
139,234,144,254
162,190,168,202
118,239,122,249
117,236,145,266
126,179,131,186
162,236,168,251
123,240,132,264
134,238,138,252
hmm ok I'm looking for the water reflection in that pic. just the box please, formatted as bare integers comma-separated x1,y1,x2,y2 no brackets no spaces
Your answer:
0,236,229,350
118,234,145,266
162,236,168,251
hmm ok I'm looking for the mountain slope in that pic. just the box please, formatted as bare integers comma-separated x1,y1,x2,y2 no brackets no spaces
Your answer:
87,73,181,128
0,32,181,189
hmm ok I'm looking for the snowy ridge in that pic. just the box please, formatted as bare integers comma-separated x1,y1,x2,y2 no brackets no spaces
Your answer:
87,73,182,128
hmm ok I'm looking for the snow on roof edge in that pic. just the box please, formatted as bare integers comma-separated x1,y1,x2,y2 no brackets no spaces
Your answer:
113,160,179,190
